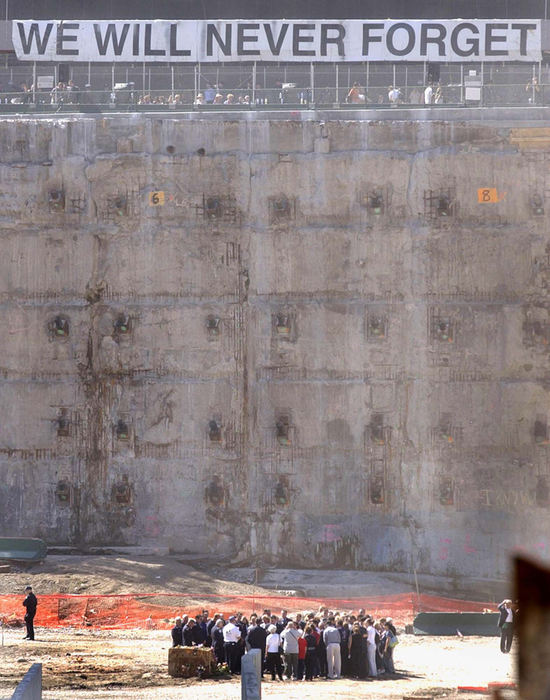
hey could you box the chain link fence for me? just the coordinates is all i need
[0,57,546,110]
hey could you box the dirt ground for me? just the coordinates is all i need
[0,554,278,597]
[0,555,516,698]
[0,627,516,699]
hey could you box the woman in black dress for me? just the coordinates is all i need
[348,623,363,678]
[359,619,369,678]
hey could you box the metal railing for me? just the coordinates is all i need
[0,83,548,112]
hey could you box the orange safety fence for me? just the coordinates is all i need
[0,591,497,630]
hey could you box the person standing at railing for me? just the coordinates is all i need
[346,82,366,104]
[526,76,541,104]
[204,83,216,104]
[424,83,433,105]
[388,85,402,105]
[50,81,66,105]
[66,80,80,105]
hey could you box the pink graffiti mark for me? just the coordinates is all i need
[535,541,546,551]
[323,524,342,544]
[464,535,477,554]
[439,537,451,560]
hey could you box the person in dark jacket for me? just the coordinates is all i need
[194,614,207,645]
[22,586,37,640]
[348,623,363,678]
[246,620,268,676]
[235,614,248,673]
[182,618,202,646]
[207,613,220,642]
[276,609,289,634]
[338,618,350,676]
[498,599,517,653]
[212,619,226,663]
[304,625,318,681]
[171,617,183,646]
[200,610,211,646]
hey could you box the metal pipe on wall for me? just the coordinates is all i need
[480,61,484,106]
[252,61,256,103]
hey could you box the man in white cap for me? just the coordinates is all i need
[223,615,242,673]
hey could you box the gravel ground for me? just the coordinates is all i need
[0,627,516,700]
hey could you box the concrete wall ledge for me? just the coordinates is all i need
[10,664,42,700]
[5,105,550,124]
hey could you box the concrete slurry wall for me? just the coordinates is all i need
[0,114,549,580]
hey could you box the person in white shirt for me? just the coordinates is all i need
[223,616,241,673]
[366,618,378,676]
[424,83,433,105]
[265,624,284,680]
[388,86,402,104]
[498,599,516,653]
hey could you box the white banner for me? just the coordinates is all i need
[12,19,541,63]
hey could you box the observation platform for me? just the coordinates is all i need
[3,103,550,124]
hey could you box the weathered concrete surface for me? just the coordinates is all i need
[10,664,42,700]
[0,114,549,582]
[241,649,261,700]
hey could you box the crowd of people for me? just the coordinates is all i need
[171,606,399,681]
[346,81,443,105]
[193,80,270,105]
[3,77,539,109]
[138,93,186,105]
